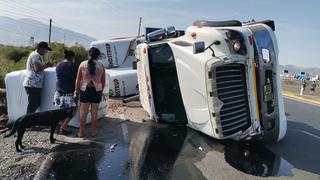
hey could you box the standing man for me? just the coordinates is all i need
[300,79,307,96]
[23,41,53,113]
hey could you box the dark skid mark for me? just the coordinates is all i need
[127,125,208,180]
[42,120,293,180]
[137,126,187,180]
[223,140,293,177]
[47,148,103,180]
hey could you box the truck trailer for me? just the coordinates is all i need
[90,37,144,97]
[136,20,287,143]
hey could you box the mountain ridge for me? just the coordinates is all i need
[280,64,320,76]
[0,16,96,48]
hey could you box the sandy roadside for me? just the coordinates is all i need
[0,99,149,179]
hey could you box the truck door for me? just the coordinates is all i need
[248,24,286,142]
[136,44,157,119]
[147,43,187,124]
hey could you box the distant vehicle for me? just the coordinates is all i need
[311,74,319,81]
[294,71,310,80]
[136,20,287,143]
[280,70,290,79]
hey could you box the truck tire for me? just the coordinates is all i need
[193,20,242,27]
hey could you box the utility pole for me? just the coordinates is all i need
[30,36,34,47]
[63,35,66,46]
[137,17,142,36]
[48,18,52,45]
[47,18,52,62]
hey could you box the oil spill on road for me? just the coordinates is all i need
[45,123,293,180]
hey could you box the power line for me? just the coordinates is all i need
[0,12,49,32]
[1,0,96,42]
[0,4,93,42]
[0,12,74,40]
[0,8,48,22]
[0,1,94,45]
[0,14,92,44]
[1,0,86,31]
[1,0,51,20]
[0,2,50,24]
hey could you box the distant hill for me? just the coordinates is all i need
[280,64,320,76]
[0,16,96,48]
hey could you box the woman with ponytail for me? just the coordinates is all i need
[75,47,105,137]
[53,49,77,134]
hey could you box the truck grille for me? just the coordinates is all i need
[215,64,251,136]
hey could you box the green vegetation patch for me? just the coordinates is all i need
[0,43,88,88]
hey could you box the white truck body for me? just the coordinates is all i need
[136,20,287,142]
[91,37,144,69]
[5,68,109,127]
[91,37,144,97]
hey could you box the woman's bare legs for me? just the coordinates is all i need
[77,103,89,137]
[91,103,99,136]
[61,118,71,131]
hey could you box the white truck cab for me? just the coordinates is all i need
[136,20,287,143]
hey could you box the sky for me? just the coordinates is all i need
[0,0,319,67]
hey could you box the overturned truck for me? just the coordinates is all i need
[136,20,287,143]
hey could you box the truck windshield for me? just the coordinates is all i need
[148,44,187,124]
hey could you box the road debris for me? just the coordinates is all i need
[110,143,118,152]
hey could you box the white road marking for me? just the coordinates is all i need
[283,96,320,107]
[301,130,320,140]
[291,129,320,140]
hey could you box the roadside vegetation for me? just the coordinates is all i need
[282,79,320,101]
[0,43,87,88]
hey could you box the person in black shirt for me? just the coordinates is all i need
[310,81,317,94]
[53,49,77,133]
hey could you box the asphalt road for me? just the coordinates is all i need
[44,98,320,180]
[267,97,320,177]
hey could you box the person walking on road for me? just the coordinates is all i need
[310,81,317,95]
[53,49,78,134]
[300,80,307,95]
[23,41,53,114]
[74,47,105,137]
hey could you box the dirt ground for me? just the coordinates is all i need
[0,99,149,180]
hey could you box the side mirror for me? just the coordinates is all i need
[147,28,166,42]
[193,41,205,54]
[166,26,176,37]
[146,26,178,42]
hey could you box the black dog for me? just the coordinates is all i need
[4,107,77,152]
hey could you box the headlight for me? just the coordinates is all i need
[222,29,247,55]
[232,40,241,52]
